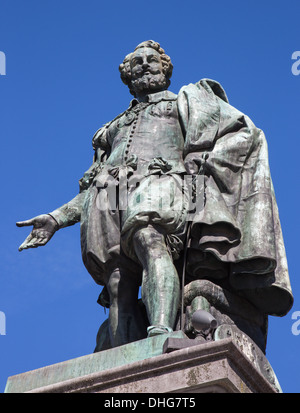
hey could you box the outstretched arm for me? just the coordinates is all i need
[16,214,59,251]
[16,125,109,252]
[16,190,86,251]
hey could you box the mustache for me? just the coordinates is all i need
[134,68,161,78]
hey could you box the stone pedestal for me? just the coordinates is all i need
[5,331,279,393]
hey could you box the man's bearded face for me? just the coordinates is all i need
[130,47,167,96]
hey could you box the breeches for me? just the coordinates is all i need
[80,173,189,285]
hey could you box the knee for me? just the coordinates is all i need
[133,225,165,250]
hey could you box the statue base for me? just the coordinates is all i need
[5,330,279,393]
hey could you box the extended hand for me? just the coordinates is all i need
[16,214,59,251]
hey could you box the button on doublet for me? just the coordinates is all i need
[124,105,145,162]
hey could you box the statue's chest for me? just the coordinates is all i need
[107,100,183,153]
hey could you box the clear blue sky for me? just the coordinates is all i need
[0,0,299,393]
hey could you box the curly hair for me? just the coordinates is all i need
[119,40,173,96]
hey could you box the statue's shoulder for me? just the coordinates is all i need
[92,123,110,150]
[92,105,131,150]
[179,78,229,103]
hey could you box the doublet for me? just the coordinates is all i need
[102,90,186,178]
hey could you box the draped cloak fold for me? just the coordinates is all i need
[178,79,293,317]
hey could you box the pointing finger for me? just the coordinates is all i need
[16,218,35,227]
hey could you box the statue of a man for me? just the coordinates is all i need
[17,40,293,352]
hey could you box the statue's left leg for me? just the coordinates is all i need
[132,225,180,336]
[106,267,147,347]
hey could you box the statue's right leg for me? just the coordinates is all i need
[132,225,180,336]
[106,267,147,347]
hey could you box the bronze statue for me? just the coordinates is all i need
[17,40,293,357]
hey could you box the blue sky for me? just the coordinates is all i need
[0,0,299,393]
